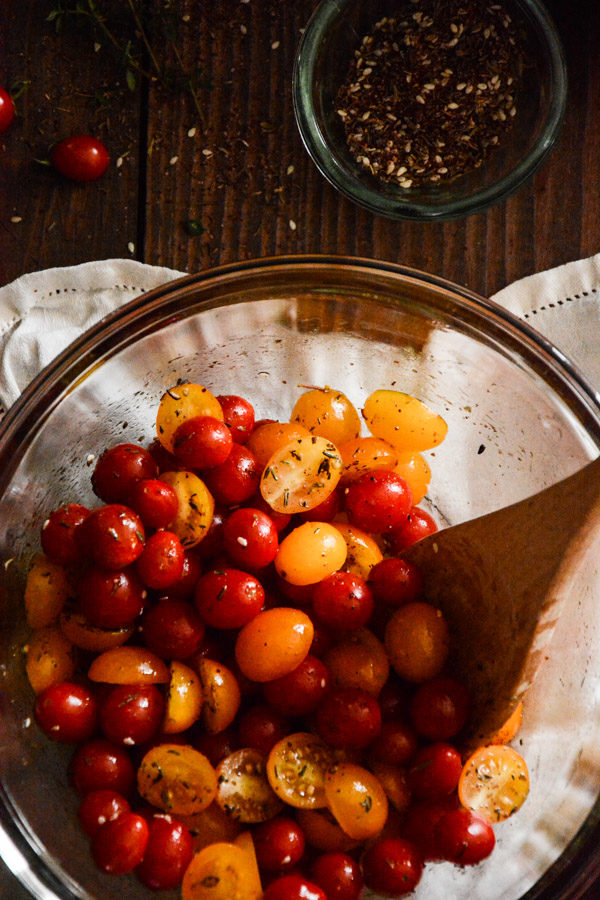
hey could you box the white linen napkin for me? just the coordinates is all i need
[1,253,600,414]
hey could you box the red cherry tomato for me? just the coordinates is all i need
[407,742,463,800]
[409,675,470,741]
[370,718,418,766]
[223,507,279,569]
[194,567,265,629]
[399,796,460,861]
[387,506,438,552]
[368,556,424,607]
[128,478,179,529]
[35,681,98,743]
[92,443,158,504]
[78,788,130,837]
[361,837,424,896]
[263,874,327,900]
[193,726,239,766]
[77,504,145,569]
[253,815,306,872]
[377,676,411,721]
[315,687,381,750]
[237,703,291,757]
[78,566,146,629]
[99,684,165,746]
[263,654,329,718]
[41,503,90,565]
[160,549,203,601]
[216,394,255,443]
[173,415,233,469]
[202,443,260,505]
[91,812,149,874]
[136,812,194,890]
[312,571,374,631]
[69,738,136,796]
[142,598,205,660]
[344,470,412,533]
[136,530,185,590]
[295,485,342,523]
[311,851,364,900]
[0,87,15,132]
[436,808,496,865]
[51,134,110,182]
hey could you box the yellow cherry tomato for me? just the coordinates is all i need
[159,470,214,547]
[324,627,390,696]
[25,625,75,694]
[215,748,283,823]
[233,831,262,895]
[339,436,398,482]
[324,762,388,840]
[275,521,347,586]
[178,802,242,852]
[458,745,530,823]
[266,732,338,809]
[87,645,170,684]
[156,383,223,453]
[138,744,217,815]
[333,522,383,580]
[196,658,241,734]
[235,608,314,682]
[59,609,134,652]
[181,841,262,900]
[260,435,343,514]
[291,387,361,446]
[163,661,204,734]
[24,554,71,628]
[246,421,310,468]
[363,389,448,452]
[384,601,450,683]
[394,451,431,504]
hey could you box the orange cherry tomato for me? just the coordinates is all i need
[275,522,347,586]
[290,387,361,446]
[159,470,215,547]
[215,748,283,823]
[324,762,388,840]
[181,841,262,900]
[178,801,242,852]
[24,554,71,628]
[363,389,448,452]
[266,732,338,809]
[156,383,223,453]
[458,745,530,823]
[260,435,343,515]
[163,661,204,734]
[324,627,390,696]
[339,436,397,482]
[59,609,134,652]
[295,808,361,853]
[384,601,450,683]
[393,451,431,504]
[247,422,310,468]
[138,744,217,815]
[196,658,241,734]
[25,626,75,694]
[233,831,262,894]
[333,522,383,580]
[87,646,170,684]
[370,761,411,814]
[235,608,314,682]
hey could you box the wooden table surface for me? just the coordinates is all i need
[1,0,598,300]
[1,1,600,899]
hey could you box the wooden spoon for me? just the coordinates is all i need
[401,454,600,746]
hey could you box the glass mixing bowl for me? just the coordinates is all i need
[1,256,600,899]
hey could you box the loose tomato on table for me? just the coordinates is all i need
[0,86,15,132]
[51,134,110,182]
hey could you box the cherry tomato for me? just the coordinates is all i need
[263,654,329,718]
[99,683,165,745]
[237,703,290,756]
[361,836,424,896]
[387,506,438,552]
[266,732,337,809]
[407,742,463,800]
[458,744,529,823]
[247,421,310,468]
[370,718,418,766]
[263,874,327,900]
[87,645,170,685]
[235,607,314,682]
[41,503,90,565]
[77,566,146,629]
[91,443,157,504]
[339,436,397,481]
[275,521,347,586]
[245,492,291,533]
[324,627,389,696]
[363,389,448,453]
[138,744,217,815]
[296,483,342,522]
[142,598,205,660]
[436,808,496,865]
[393,451,431,504]
[159,470,215,548]
[384,601,449,683]
[291,388,361,446]
[215,747,283,823]
[196,657,242,734]
[136,530,185,590]
[173,415,233,469]
[78,788,130,837]
[399,795,459,861]
[77,504,145,569]
[409,675,470,741]
[223,507,279,569]
[344,470,412,533]
[25,625,75,695]
[195,567,265,629]
[51,134,110,182]
[316,687,381,750]
[296,808,360,854]
[203,444,260,505]
[35,681,97,743]
[136,812,194,890]
[377,676,411,720]
[368,556,424,607]
[370,760,412,815]
[163,660,204,733]
[181,841,261,900]
[311,851,364,900]
[260,435,343,514]
[253,815,306,871]
[332,522,383,580]
[216,394,255,443]
[128,477,179,529]
[193,727,239,767]
[312,571,374,631]
[0,86,15,132]
[24,553,71,628]
[156,383,224,453]
[69,737,136,796]
[324,762,388,840]
[161,549,203,601]
[91,812,149,874]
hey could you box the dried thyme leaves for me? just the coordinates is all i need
[336,1,524,188]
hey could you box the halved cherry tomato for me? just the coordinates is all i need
[181,841,262,900]
[215,748,283,823]
[159,470,215,547]
[324,762,388,840]
[138,744,217,815]
[25,625,75,694]
[266,732,338,809]
[163,661,204,733]
[196,657,241,733]
[261,435,343,515]
[24,554,71,628]
[156,384,223,453]
[59,609,134,653]
[291,387,361,446]
[332,522,383,580]
[458,744,529,823]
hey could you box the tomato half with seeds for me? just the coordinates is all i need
[215,747,283,823]
[266,732,337,809]
[458,744,529,823]
[260,435,343,514]
[138,743,217,815]
[51,134,110,182]
[324,763,388,841]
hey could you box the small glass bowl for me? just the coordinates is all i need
[293,0,567,220]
